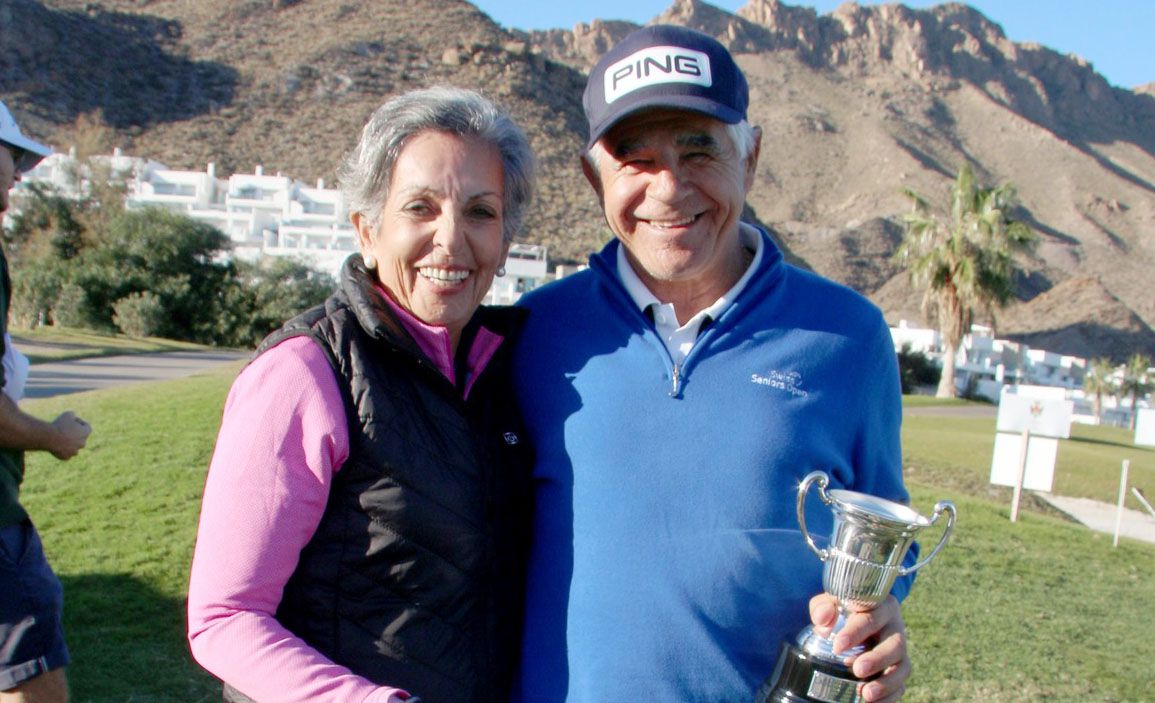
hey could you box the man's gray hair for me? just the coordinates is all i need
[585,119,758,172]
[726,120,758,163]
[338,87,535,243]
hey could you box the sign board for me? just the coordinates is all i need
[1012,384,1068,401]
[1136,407,1155,447]
[990,432,1058,492]
[996,395,1073,439]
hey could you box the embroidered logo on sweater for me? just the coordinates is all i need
[751,370,809,398]
[503,432,520,445]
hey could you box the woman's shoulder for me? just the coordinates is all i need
[234,336,341,407]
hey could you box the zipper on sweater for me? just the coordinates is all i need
[587,251,689,400]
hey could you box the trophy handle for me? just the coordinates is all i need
[797,471,832,561]
[899,500,956,576]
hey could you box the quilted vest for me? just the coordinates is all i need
[227,256,532,703]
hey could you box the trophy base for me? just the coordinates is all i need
[755,641,875,703]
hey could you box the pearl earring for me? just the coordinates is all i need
[496,266,506,277]
[363,252,377,270]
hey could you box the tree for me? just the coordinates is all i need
[895,164,1036,398]
[214,256,334,348]
[3,182,88,262]
[1083,358,1118,425]
[54,110,129,235]
[1121,353,1152,430]
[10,259,68,328]
[896,343,941,394]
[78,207,233,341]
[4,184,89,328]
[4,173,330,346]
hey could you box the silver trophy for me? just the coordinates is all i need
[758,471,956,703]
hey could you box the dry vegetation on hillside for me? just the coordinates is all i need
[4,0,1155,360]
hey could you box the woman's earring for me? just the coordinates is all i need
[496,266,506,277]
[363,252,377,270]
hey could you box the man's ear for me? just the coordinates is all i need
[744,126,762,191]
[581,153,605,205]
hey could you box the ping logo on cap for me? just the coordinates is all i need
[603,46,713,104]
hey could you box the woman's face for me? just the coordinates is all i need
[354,130,510,344]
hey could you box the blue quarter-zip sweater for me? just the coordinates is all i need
[512,229,915,702]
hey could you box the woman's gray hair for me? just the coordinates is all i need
[338,86,535,243]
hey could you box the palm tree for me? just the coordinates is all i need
[1121,353,1153,430]
[1082,358,1118,424]
[895,164,1036,398]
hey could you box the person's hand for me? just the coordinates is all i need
[809,593,910,703]
[49,411,91,460]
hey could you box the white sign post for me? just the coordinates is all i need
[1114,460,1131,548]
[1010,429,1029,523]
[991,394,1073,522]
[1132,487,1155,519]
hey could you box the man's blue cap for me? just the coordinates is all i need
[0,100,51,173]
[582,25,749,149]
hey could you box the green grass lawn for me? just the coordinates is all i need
[902,408,1155,506]
[900,401,1155,701]
[20,369,236,702]
[15,385,1155,701]
[900,485,1153,701]
[11,326,216,363]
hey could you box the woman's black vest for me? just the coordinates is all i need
[227,256,532,703]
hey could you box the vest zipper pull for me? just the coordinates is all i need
[669,363,682,398]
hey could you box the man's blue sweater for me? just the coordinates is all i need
[512,230,914,702]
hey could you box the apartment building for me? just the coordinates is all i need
[12,150,549,303]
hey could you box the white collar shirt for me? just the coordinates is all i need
[616,223,764,366]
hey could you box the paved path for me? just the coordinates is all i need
[1036,493,1155,545]
[22,350,248,399]
[904,404,997,418]
[902,404,1155,544]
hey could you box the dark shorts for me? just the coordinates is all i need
[0,520,70,691]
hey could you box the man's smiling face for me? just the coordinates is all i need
[585,109,757,301]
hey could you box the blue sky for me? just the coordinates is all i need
[472,1,1153,89]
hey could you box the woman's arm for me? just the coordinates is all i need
[187,336,408,703]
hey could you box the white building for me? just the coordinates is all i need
[10,150,553,301]
[485,243,548,305]
[889,319,1154,426]
[892,321,1085,398]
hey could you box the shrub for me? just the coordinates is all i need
[897,343,941,394]
[52,283,90,328]
[113,291,166,338]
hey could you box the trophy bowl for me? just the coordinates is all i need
[756,471,956,703]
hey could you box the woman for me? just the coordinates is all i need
[188,87,535,703]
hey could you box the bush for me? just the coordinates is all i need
[10,262,65,329]
[897,343,941,394]
[113,291,166,338]
[5,188,332,346]
[213,256,334,348]
[52,283,90,328]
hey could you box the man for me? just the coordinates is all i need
[512,26,915,702]
[0,100,91,703]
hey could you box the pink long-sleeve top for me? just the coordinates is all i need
[188,290,503,703]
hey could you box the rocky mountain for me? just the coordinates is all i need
[1,0,607,263]
[3,0,1155,361]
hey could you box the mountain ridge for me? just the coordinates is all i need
[3,0,1154,361]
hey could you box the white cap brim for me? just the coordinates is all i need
[0,101,52,172]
